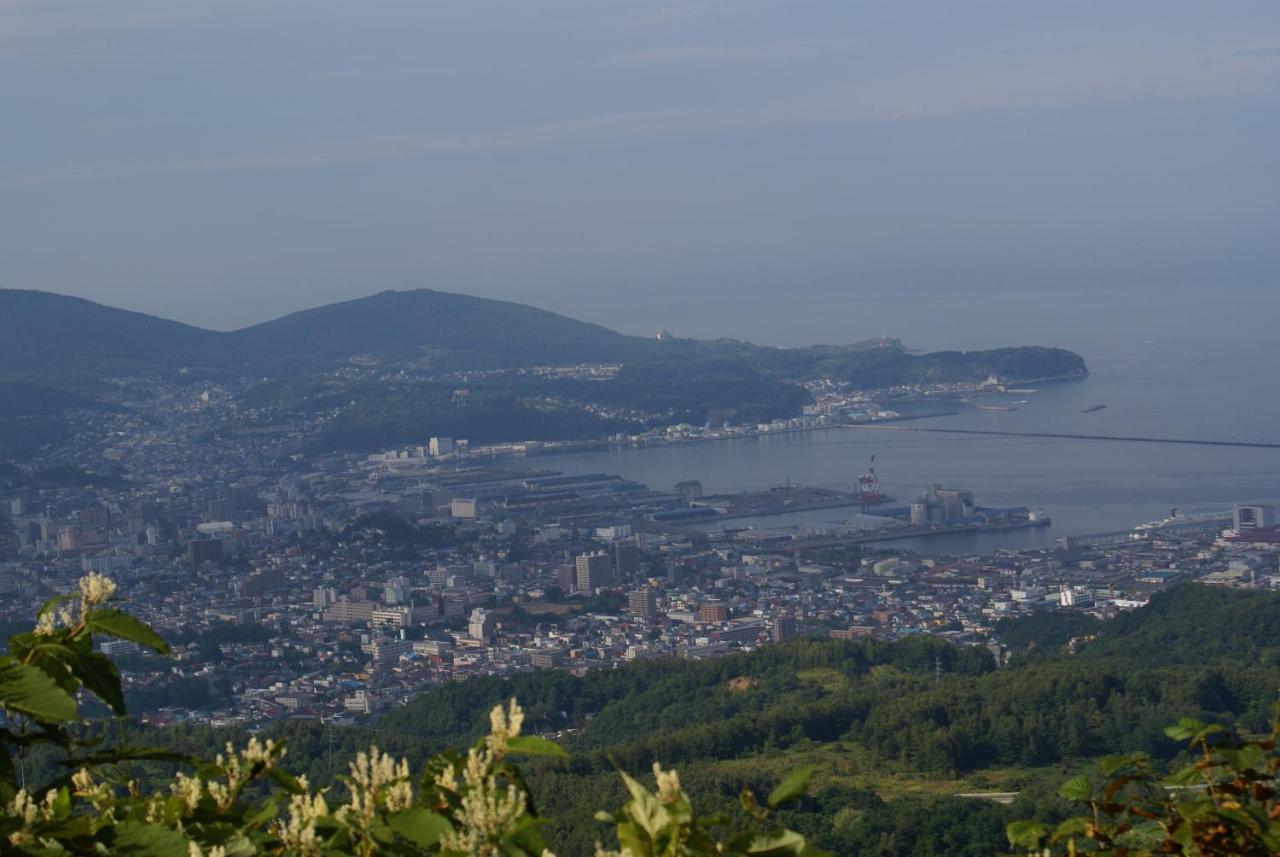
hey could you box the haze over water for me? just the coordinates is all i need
[546,282,1280,551]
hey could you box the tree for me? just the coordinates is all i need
[1009,712,1280,856]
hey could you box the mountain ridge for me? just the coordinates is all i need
[0,287,674,376]
[0,287,1087,383]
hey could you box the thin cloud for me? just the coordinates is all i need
[7,109,699,186]
[8,38,1270,188]
[612,39,852,65]
[290,65,479,81]
[1234,47,1280,58]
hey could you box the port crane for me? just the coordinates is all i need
[857,455,882,505]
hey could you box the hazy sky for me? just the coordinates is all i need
[2,1,1278,342]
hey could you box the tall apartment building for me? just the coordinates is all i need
[614,539,641,580]
[468,607,497,643]
[627,588,658,621]
[699,602,728,624]
[575,550,612,594]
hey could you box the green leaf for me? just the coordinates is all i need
[1099,753,1144,776]
[747,829,808,856]
[1164,718,1207,741]
[617,769,666,838]
[767,765,817,809]
[505,735,569,758]
[387,808,453,847]
[0,657,78,722]
[1057,775,1091,801]
[1006,820,1047,849]
[503,814,551,856]
[71,650,127,715]
[63,746,193,768]
[1052,817,1091,841]
[85,608,169,654]
[110,821,191,856]
[1164,764,1204,787]
[268,767,306,794]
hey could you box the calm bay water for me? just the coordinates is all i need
[543,284,1280,552]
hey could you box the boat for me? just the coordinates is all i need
[1080,404,1107,413]
[976,404,1016,412]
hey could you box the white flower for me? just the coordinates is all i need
[342,746,412,821]
[7,789,39,826]
[652,763,682,805]
[34,610,58,636]
[438,702,538,856]
[440,779,528,856]
[78,572,117,607]
[487,699,524,757]
[33,602,77,636]
[241,736,283,768]
[274,779,330,857]
[71,768,112,809]
[70,769,95,796]
[172,772,203,811]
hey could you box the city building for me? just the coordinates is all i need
[614,539,641,580]
[468,607,497,643]
[627,588,658,621]
[1234,504,1276,532]
[575,551,612,594]
[699,602,728,623]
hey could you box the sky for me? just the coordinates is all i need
[2,0,1279,344]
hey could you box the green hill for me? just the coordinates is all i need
[0,289,222,376]
[0,287,673,377]
[228,288,672,370]
[0,288,1086,384]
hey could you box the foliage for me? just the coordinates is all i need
[1008,711,1280,856]
[0,580,822,856]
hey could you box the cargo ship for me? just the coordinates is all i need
[1080,404,1107,413]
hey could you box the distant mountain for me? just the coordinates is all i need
[0,287,1086,384]
[229,289,670,370]
[0,288,672,377]
[0,289,223,376]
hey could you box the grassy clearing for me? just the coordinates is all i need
[795,667,847,690]
[699,741,1087,801]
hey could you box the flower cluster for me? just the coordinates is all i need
[436,700,533,857]
[5,789,60,846]
[273,776,330,856]
[33,601,77,636]
[225,737,283,809]
[653,762,682,805]
[79,571,117,607]
[32,572,117,636]
[339,746,413,823]
[70,768,111,810]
